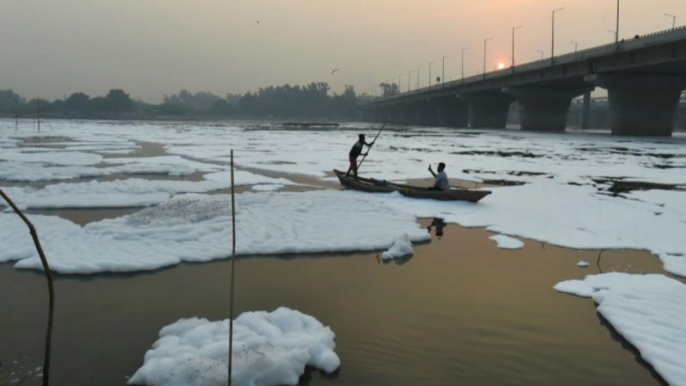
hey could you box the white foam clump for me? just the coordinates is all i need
[489,234,524,250]
[381,234,414,260]
[0,171,295,209]
[0,190,430,274]
[554,273,686,386]
[377,183,686,277]
[0,150,103,166]
[577,261,590,268]
[128,307,340,386]
[103,156,223,175]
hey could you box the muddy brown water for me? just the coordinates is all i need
[0,138,680,385]
[0,218,678,386]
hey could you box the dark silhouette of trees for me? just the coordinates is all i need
[379,83,399,98]
[65,92,90,112]
[161,90,222,115]
[0,89,25,111]
[2,83,361,119]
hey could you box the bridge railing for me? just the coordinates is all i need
[367,25,686,105]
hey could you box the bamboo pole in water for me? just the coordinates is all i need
[0,189,55,386]
[228,150,237,386]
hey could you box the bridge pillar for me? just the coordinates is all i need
[396,103,415,125]
[586,74,686,136]
[463,93,513,129]
[504,85,593,132]
[386,105,400,124]
[436,97,469,128]
[413,101,438,126]
[581,91,591,130]
[382,106,395,124]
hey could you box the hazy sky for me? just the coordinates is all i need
[1,0,685,102]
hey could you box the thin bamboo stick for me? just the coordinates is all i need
[0,189,55,386]
[228,150,237,386]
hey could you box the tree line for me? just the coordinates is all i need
[0,82,361,120]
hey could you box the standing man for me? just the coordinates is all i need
[347,134,375,177]
[428,162,450,191]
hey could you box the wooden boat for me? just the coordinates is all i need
[334,169,492,203]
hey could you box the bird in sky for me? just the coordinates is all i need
[331,69,340,75]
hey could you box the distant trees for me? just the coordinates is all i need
[161,90,223,115]
[65,92,90,112]
[0,89,25,111]
[2,83,361,119]
[379,83,399,98]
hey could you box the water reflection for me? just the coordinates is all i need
[427,217,446,238]
[0,189,54,386]
[596,313,668,386]
[298,367,341,385]
[376,253,413,266]
[597,250,605,273]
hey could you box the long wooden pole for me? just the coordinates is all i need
[356,124,386,172]
[0,189,55,386]
[228,150,237,386]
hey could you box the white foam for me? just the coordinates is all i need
[2,120,685,276]
[0,171,296,209]
[381,234,414,260]
[103,156,223,176]
[376,183,686,277]
[0,150,102,166]
[251,184,284,192]
[554,273,686,386]
[489,234,525,250]
[0,191,430,274]
[129,307,340,386]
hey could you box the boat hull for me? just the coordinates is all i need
[334,170,491,203]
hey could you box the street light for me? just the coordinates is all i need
[666,13,677,30]
[408,70,413,92]
[399,74,403,94]
[552,7,565,59]
[442,55,450,85]
[430,61,436,88]
[615,0,619,44]
[608,29,617,42]
[570,41,578,53]
[417,66,422,90]
[483,37,493,78]
[537,49,545,60]
[461,47,469,82]
[512,25,523,67]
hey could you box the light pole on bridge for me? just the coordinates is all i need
[417,66,422,90]
[442,55,449,86]
[552,7,565,60]
[461,47,469,82]
[537,49,545,60]
[615,0,619,44]
[408,70,413,92]
[570,41,578,53]
[665,13,677,30]
[511,25,523,68]
[428,61,433,89]
[483,37,493,79]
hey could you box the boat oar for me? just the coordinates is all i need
[356,124,385,172]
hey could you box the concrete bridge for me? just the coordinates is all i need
[361,27,686,136]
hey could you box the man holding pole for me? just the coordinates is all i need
[347,134,375,177]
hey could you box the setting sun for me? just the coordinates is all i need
[497,62,506,70]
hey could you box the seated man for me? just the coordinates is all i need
[428,162,450,191]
